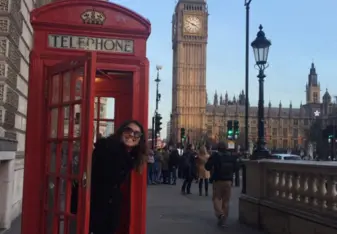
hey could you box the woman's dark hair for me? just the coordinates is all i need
[111,120,148,173]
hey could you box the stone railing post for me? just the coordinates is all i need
[239,160,266,229]
[0,137,18,230]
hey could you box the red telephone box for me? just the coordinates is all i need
[21,1,151,234]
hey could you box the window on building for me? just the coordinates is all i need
[313,92,318,103]
[293,129,298,138]
[304,119,308,125]
[293,119,298,125]
[283,140,288,148]
[283,128,288,137]
[272,128,277,136]
[272,139,277,148]
[293,140,298,148]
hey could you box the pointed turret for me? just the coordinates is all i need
[306,62,321,104]
[323,88,331,103]
[219,94,223,105]
[213,91,218,106]
[267,101,271,117]
[289,101,292,117]
[225,91,228,105]
[278,101,282,116]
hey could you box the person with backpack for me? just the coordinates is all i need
[181,144,197,194]
[205,141,240,227]
[168,145,180,185]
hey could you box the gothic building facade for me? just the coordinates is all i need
[205,63,335,149]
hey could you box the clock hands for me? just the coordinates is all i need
[187,20,197,27]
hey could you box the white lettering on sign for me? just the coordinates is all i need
[48,34,134,53]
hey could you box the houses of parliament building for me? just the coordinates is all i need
[169,0,335,149]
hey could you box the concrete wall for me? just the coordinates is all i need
[10,158,24,223]
[0,138,18,230]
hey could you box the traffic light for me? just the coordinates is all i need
[155,113,162,134]
[180,128,186,142]
[234,120,239,139]
[227,120,233,139]
[323,125,335,139]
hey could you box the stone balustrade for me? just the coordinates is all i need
[239,159,337,234]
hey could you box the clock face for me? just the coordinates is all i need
[184,15,202,34]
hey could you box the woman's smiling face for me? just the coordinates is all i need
[121,122,142,148]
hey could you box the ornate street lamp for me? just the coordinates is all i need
[251,25,271,160]
[152,65,162,149]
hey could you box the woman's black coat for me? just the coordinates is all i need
[89,136,135,234]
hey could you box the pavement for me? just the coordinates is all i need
[146,180,262,234]
[1,180,262,234]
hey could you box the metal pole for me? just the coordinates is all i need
[154,67,161,149]
[333,119,336,160]
[242,0,251,194]
[244,0,251,154]
[257,69,266,151]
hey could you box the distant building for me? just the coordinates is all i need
[204,63,334,150]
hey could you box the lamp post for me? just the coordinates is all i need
[244,0,252,155]
[251,25,271,160]
[155,65,162,113]
[154,65,162,149]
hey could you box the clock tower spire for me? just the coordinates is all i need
[171,0,208,144]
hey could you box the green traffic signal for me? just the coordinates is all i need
[180,127,186,141]
[234,120,239,135]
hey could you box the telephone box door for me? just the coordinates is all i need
[43,52,96,234]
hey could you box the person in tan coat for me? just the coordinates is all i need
[196,146,210,196]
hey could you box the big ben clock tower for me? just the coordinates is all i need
[171,0,208,144]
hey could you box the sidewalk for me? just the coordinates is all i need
[146,181,261,234]
[0,216,21,234]
[1,181,260,234]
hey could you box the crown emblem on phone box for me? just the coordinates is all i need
[81,9,106,25]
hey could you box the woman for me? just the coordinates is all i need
[89,120,147,234]
[196,145,210,196]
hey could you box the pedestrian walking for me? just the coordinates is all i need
[169,145,180,185]
[147,150,155,185]
[161,147,170,184]
[181,144,197,194]
[205,141,240,227]
[154,150,163,183]
[196,146,210,196]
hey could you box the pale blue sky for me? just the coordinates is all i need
[109,0,337,138]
